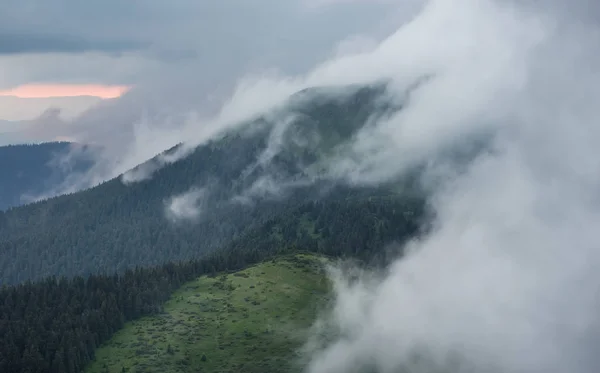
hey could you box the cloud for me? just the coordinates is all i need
[165,187,208,222]
[0,84,130,99]
[0,1,403,87]
[0,96,102,121]
[121,0,530,187]
[290,0,600,372]
[0,33,147,55]
[0,52,158,90]
[0,0,420,198]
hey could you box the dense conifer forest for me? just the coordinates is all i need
[0,195,425,373]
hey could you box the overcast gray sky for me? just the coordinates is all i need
[0,0,425,144]
[0,0,396,86]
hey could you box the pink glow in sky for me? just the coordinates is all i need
[0,84,131,99]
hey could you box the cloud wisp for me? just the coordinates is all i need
[165,186,208,222]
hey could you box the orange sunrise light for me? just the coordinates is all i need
[0,84,131,99]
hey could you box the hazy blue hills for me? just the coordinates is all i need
[0,142,94,211]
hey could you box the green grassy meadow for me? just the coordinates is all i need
[85,254,331,373]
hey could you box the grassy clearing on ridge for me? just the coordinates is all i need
[85,254,331,373]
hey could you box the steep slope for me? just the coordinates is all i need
[0,82,422,285]
[85,254,329,373]
[0,142,93,210]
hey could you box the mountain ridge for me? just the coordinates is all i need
[0,82,424,285]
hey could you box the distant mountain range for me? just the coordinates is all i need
[0,120,27,145]
[0,142,94,211]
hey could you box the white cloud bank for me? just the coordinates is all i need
[298,0,600,372]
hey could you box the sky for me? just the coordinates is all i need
[0,0,425,188]
[0,84,129,99]
[0,0,417,126]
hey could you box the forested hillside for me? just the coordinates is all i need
[0,83,429,285]
[0,142,93,210]
[0,198,421,373]
[0,185,425,372]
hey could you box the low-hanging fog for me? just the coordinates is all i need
[299,1,600,373]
